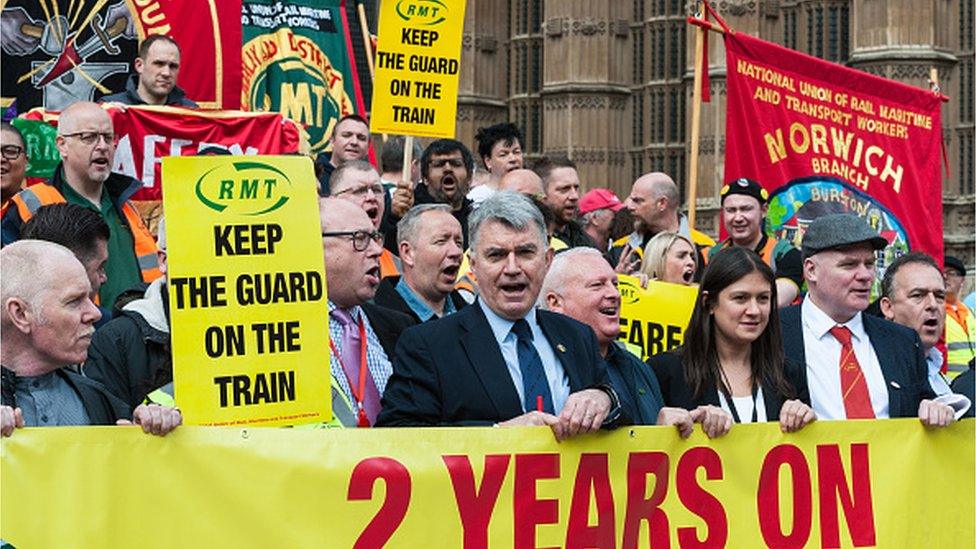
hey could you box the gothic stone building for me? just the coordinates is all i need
[445,0,973,273]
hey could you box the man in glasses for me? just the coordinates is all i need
[329,159,401,279]
[2,102,161,311]
[319,198,415,427]
[1,122,28,217]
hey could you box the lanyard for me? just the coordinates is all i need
[718,370,759,424]
[329,317,370,427]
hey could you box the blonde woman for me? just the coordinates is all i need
[641,231,697,285]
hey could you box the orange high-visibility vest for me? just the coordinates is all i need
[10,184,162,282]
[379,248,401,279]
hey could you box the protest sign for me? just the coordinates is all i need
[162,155,330,426]
[2,421,972,547]
[370,0,466,137]
[241,0,368,155]
[723,32,945,267]
[616,275,697,361]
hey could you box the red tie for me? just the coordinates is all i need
[829,326,875,419]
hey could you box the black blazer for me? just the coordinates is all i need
[372,276,468,324]
[376,303,613,426]
[361,302,417,359]
[779,305,934,418]
[648,349,809,421]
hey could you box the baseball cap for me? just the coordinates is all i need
[579,188,624,215]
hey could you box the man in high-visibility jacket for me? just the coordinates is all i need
[1,102,160,310]
[944,256,975,376]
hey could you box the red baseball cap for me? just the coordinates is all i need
[579,188,624,215]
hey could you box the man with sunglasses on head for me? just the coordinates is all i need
[329,159,402,279]
[319,198,415,427]
[1,102,161,311]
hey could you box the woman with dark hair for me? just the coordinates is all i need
[648,247,815,437]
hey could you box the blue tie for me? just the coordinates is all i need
[511,319,554,414]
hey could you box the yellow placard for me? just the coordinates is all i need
[1,421,973,547]
[369,0,467,138]
[161,155,330,426]
[617,275,698,361]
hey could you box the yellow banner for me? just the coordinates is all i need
[369,0,467,138]
[1,421,972,547]
[161,155,330,426]
[617,276,698,361]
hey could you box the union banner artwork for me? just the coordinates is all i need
[616,276,698,361]
[1,421,973,547]
[241,0,367,154]
[723,32,945,272]
[162,155,330,427]
[0,0,242,112]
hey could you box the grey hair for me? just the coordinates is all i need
[640,231,695,280]
[397,203,453,245]
[538,247,607,307]
[468,191,548,253]
[1,240,77,317]
[328,159,377,194]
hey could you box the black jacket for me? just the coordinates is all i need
[554,220,597,250]
[780,305,935,418]
[360,301,418,359]
[1,163,143,246]
[377,303,621,427]
[100,74,198,107]
[372,276,467,324]
[1,367,132,424]
[648,348,809,421]
[84,280,172,411]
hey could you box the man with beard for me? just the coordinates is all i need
[879,252,970,414]
[374,205,467,323]
[329,160,402,278]
[467,123,524,208]
[1,102,161,310]
[534,156,595,249]
[320,198,415,427]
[386,139,474,249]
[608,172,713,275]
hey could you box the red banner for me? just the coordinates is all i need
[723,32,944,265]
[108,106,302,200]
[130,0,243,110]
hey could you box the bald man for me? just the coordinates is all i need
[499,168,544,197]
[2,102,161,310]
[609,172,713,275]
[1,240,180,437]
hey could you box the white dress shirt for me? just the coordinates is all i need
[478,300,571,414]
[801,298,890,419]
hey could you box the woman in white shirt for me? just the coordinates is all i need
[647,247,816,437]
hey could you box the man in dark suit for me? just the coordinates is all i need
[373,204,467,323]
[320,198,415,428]
[780,214,955,426]
[377,191,621,439]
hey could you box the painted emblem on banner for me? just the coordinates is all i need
[766,176,910,297]
[242,29,354,152]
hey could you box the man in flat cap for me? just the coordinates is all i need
[780,214,958,426]
[707,178,803,307]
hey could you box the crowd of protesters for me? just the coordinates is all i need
[2,35,974,440]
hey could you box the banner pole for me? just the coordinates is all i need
[686,21,706,232]
[356,0,376,79]
[401,135,414,188]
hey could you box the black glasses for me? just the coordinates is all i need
[61,131,115,146]
[429,158,465,168]
[1,145,24,160]
[322,230,383,251]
